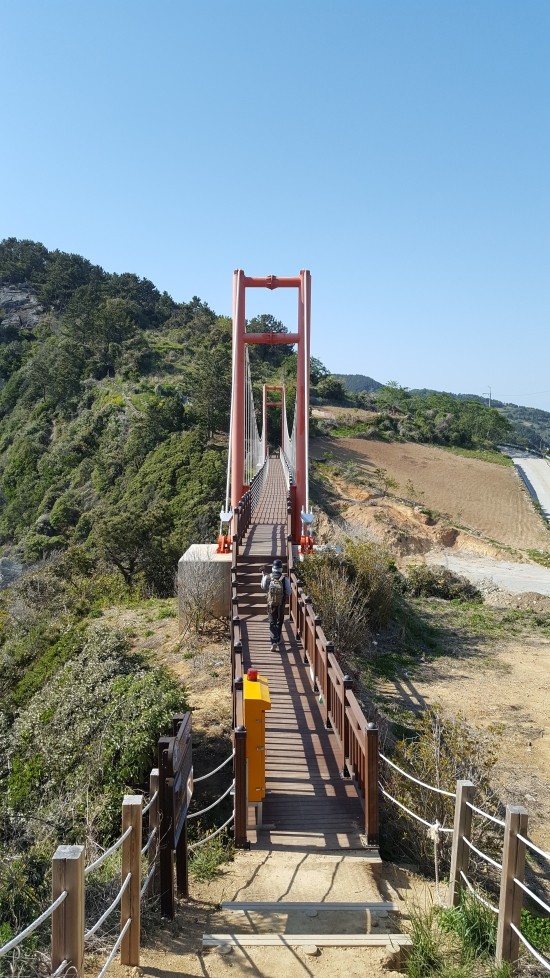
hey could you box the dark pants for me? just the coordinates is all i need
[268,607,284,643]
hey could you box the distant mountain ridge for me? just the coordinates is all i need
[336,374,550,452]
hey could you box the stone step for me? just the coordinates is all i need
[221,900,399,913]
[203,933,412,948]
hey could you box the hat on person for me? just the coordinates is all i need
[272,559,283,574]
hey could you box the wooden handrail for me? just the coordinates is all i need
[288,571,380,844]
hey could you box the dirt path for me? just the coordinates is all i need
[100,850,428,978]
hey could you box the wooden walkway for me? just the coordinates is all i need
[237,460,365,851]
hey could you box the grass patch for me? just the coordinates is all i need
[528,549,550,569]
[441,446,513,466]
[189,832,234,881]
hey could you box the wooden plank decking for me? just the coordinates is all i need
[237,461,366,851]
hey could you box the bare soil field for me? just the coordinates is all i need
[312,435,550,553]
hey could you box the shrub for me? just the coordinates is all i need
[405,565,482,603]
[381,708,501,877]
[299,552,369,656]
[344,538,396,627]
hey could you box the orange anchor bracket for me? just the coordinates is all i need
[300,534,315,554]
[216,533,232,554]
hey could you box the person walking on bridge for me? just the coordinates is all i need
[261,558,291,652]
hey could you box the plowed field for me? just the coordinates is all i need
[313,437,550,552]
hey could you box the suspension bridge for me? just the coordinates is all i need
[218,269,378,850]
[2,270,548,977]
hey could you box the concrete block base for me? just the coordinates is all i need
[178,544,232,633]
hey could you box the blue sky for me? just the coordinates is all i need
[3,1,549,410]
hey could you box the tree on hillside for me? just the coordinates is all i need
[187,345,231,438]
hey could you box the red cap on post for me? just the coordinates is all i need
[247,669,258,682]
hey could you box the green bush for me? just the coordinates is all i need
[405,565,482,603]
[344,539,396,627]
[299,551,369,655]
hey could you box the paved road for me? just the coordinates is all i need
[427,551,550,595]
[510,454,550,522]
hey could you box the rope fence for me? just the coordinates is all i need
[189,812,235,852]
[379,757,550,972]
[85,873,131,940]
[379,752,456,797]
[0,890,68,958]
[193,750,234,783]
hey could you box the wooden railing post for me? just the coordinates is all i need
[364,723,379,846]
[448,780,475,906]
[121,795,142,967]
[324,641,334,728]
[52,845,85,977]
[148,769,160,897]
[496,805,528,965]
[234,723,249,848]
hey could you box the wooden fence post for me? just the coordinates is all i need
[51,845,85,978]
[364,723,379,846]
[448,780,475,906]
[121,795,142,967]
[496,805,528,965]
[234,724,249,848]
[148,769,160,897]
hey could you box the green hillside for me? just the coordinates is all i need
[0,238,303,939]
[337,374,550,452]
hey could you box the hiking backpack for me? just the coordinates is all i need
[267,575,284,612]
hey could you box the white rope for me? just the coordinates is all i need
[511,923,550,971]
[85,825,132,876]
[0,890,68,957]
[85,873,131,939]
[379,753,456,797]
[517,833,550,861]
[459,871,499,913]
[142,789,158,816]
[188,781,234,820]
[96,918,132,978]
[513,877,550,915]
[189,812,234,851]
[141,826,158,856]
[465,801,505,827]
[378,782,453,832]
[462,836,503,871]
[140,862,157,899]
[51,959,69,977]
[194,750,234,783]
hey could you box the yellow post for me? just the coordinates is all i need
[243,671,271,803]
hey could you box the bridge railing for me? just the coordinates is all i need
[286,534,380,846]
[230,565,248,848]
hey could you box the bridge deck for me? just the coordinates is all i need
[239,461,365,851]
